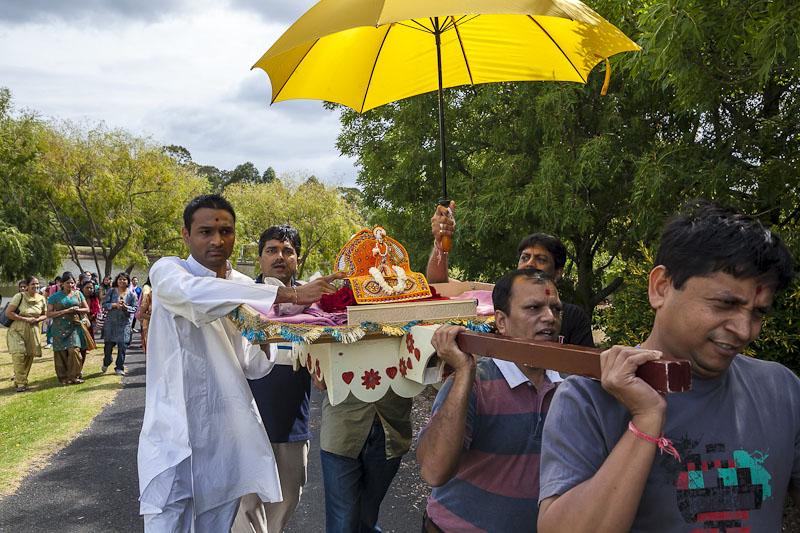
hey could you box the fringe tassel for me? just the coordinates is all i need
[601,58,611,96]
[329,326,366,344]
[379,324,408,337]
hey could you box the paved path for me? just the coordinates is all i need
[0,341,146,532]
[0,337,433,532]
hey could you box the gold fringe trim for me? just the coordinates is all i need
[228,305,494,345]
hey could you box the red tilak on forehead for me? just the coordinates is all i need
[756,285,763,296]
[545,288,551,296]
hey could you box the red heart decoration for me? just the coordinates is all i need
[306,354,312,369]
[414,348,421,361]
[406,357,413,369]
[385,367,397,379]
[342,371,354,384]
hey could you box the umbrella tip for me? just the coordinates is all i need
[600,58,611,96]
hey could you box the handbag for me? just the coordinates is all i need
[0,294,22,328]
[79,319,97,351]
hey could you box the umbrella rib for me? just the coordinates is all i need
[396,21,434,34]
[453,17,474,85]
[408,18,434,33]
[454,15,481,28]
[271,39,320,104]
[360,24,393,113]
[526,15,586,83]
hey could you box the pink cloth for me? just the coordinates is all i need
[249,302,348,326]
[458,290,495,316]
[248,289,494,326]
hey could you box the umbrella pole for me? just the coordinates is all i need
[434,17,448,202]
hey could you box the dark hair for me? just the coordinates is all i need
[656,200,795,291]
[258,225,302,257]
[492,268,555,315]
[81,280,95,291]
[113,272,131,288]
[183,194,236,232]
[60,271,75,283]
[517,233,567,270]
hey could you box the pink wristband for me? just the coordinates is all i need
[627,421,681,462]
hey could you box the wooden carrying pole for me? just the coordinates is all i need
[455,331,691,394]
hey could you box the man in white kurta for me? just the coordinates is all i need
[138,255,283,530]
[137,194,340,532]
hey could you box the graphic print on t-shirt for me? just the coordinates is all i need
[661,438,773,533]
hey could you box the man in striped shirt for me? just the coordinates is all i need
[417,268,563,532]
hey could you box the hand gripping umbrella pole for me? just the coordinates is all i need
[455,331,692,394]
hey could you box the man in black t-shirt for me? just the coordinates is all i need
[233,225,311,533]
[426,203,594,347]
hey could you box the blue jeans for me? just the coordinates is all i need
[321,420,402,533]
[103,341,127,371]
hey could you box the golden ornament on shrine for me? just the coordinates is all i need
[335,226,432,304]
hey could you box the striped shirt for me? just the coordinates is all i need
[423,358,557,532]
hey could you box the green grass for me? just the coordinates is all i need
[0,328,122,497]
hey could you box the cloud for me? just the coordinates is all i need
[0,0,187,25]
[228,0,316,24]
[149,79,356,184]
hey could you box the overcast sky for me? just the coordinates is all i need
[0,0,359,185]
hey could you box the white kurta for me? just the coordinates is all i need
[138,255,283,516]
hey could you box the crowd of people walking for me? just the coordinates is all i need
[3,269,151,392]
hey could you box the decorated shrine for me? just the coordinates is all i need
[229,226,495,405]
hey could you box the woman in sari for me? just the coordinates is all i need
[46,271,90,385]
[102,272,138,376]
[6,276,48,392]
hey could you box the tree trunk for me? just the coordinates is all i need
[573,238,595,317]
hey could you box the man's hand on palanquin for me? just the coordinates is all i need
[431,325,475,374]
[273,272,346,306]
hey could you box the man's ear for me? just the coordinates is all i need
[181,226,191,246]
[648,265,671,310]
[495,309,508,336]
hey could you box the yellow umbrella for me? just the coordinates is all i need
[253,0,639,198]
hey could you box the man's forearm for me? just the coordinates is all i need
[538,413,664,533]
[274,285,295,304]
[417,368,474,486]
[425,246,449,283]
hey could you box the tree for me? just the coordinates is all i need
[0,88,63,281]
[163,144,193,166]
[225,162,262,188]
[262,166,276,183]
[38,122,207,277]
[225,176,365,278]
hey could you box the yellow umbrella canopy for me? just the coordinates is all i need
[253,0,639,113]
[253,0,639,199]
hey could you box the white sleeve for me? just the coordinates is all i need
[149,257,279,327]
[239,341,278,380]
